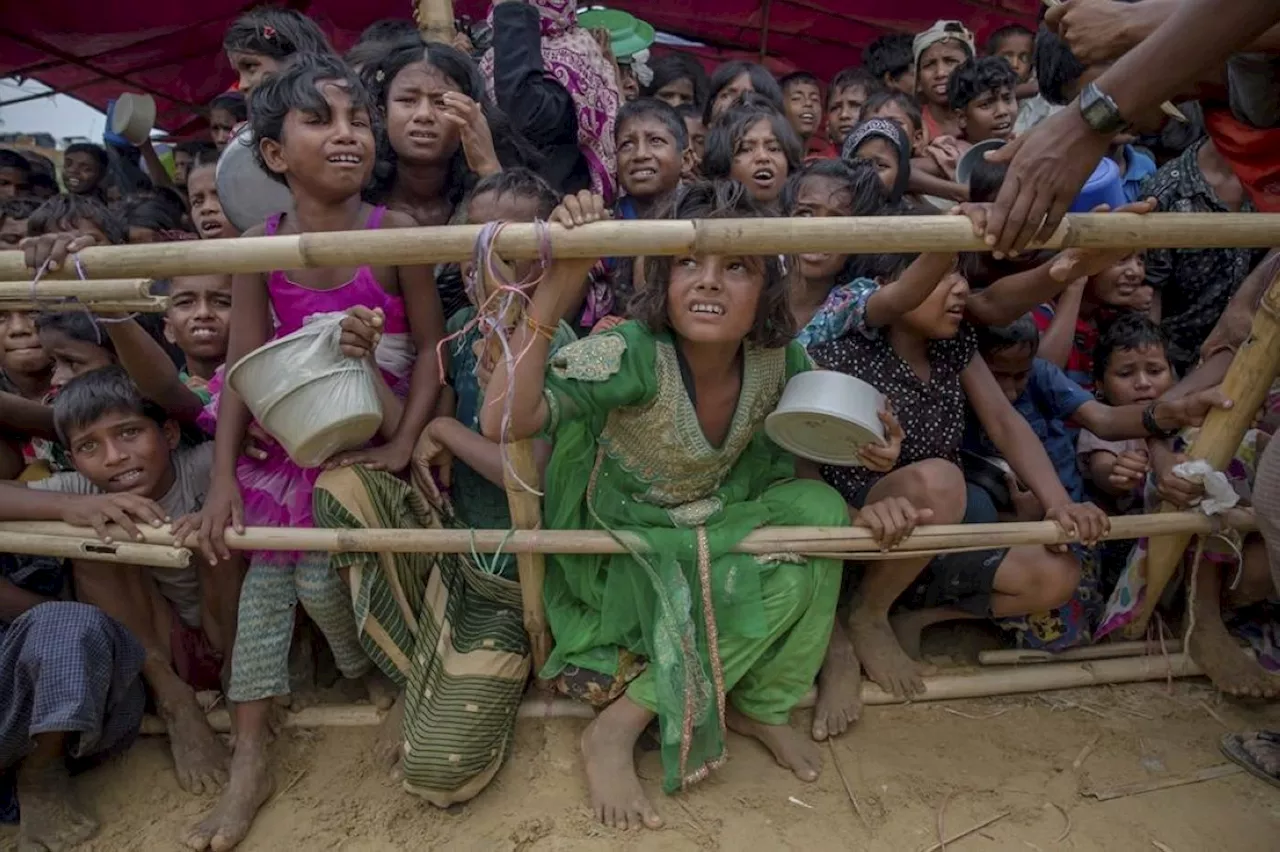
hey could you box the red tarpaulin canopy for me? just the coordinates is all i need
[0,1,1038,137]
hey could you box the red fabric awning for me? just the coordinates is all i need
[0,1,1038,137]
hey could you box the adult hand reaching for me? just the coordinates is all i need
[983,108,1112,256]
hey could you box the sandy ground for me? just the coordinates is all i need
[4,672,1280,852]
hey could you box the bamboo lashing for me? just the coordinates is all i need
[0,529,189,568]
[3,213,1279,281]
[414,0,456,43]
[1135,262,1280,632]
[138,651,1206,734]
[480,253,553,675]
[0,510,1253,558]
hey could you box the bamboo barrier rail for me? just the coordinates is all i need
[2,510,1252,559]
[2,213,1278,280]
[0,529,188,568]
[0,299,167,312]
[0,278,154,299]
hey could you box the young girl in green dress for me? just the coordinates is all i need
[483,181,851,830]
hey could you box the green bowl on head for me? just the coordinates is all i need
[577,8,655,60]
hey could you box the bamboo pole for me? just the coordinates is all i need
[0,299,167,313]
[2,214,1278,281]
[138,652,1206,735]
[414,0,456,43]
[481,256,552,675]
[1136,263,1280,631]
[0,530,189,568]
[978,639,1183,666]
[0,278,154,299]
[0,510,1253,557]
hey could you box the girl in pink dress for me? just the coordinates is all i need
[180,53,445,852]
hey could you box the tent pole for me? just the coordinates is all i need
[759,0,773,60]
[415,0,456,43]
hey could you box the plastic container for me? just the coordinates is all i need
[110,94,157,146]
[226,314,383,468]
[577,8,655,59]
[956,138,1005,186]
[216,125,295,232]
[1070,157,1128,212]
[765,371,886,466]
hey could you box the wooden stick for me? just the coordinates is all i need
[3,214,1277,280]
[0,511,1254,557]
[978,640,1182,666]
[0,299,167,313]
[1082,764,1243,801]
[920,811,1011,852]
[0,530,189,568]
[0,278,154,299]
[1137,263,1280,630]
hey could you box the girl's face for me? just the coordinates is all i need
[187,164,237,239]
[227,50,282,95]
[210,107,239,151]
[995,33,1034,82]
[1101,344,1174,405]
[619,65,641,102]
[261,80,376,199]
[385,61,464,166]
[0,311,50,377]
[37,328,114,389]
[710,72,754,123]
[62,151,102,195]
[1088,253,1151,311]
[855,138,899,195]
[866,103,923,155]
[128,226,162,244]
[463,190,544,285]
[917,40,970,107]
[901,266,969,339]
[730,119,788,203]
[792,175,853,282]
[654,76,695,108]
[667,254,765,345]
[165,275,233,363]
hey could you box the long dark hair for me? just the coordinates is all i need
[223,7,333,60]
[701,106,803,185]
[361,36,541,207]
[642,53,710,108]
[704,61,785,125]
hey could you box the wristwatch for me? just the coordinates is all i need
[1143,402,1177,439]
[1079,82,1130,135]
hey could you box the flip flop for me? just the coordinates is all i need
[1220,731,1280,789]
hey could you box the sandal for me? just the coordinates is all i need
[1220,731,1280,789]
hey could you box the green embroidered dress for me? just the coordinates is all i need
[540,321,847,792]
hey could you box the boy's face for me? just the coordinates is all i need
[917,41,969,107]
[960,86,1017,142]
[1101,344,1174,405]
[683,116,707,164]
[464,190,543,284]
[173,150,193,188]
[165,275,233,364]
[984,343,1035,404]
[783,79,823,139]
[0,216,27,250]
[617,115,683,200]
[887,68,917,98]
[210,107,239,151]
[866,103,923,155]
[826,83,869,147]
[66,409,179,499]
[37,328,115,390]
[1088,253,1152,311]
[187,165,237,239]
[994,33,1034,82]
[62,151,102,195]
[0,311,50,377]
[0,167,30,200]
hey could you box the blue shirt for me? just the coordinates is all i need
[964,359,1093,500]
[1119,144,1158,203]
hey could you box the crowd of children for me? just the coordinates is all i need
[0,1,1277,848]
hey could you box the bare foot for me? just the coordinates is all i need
[581,698,662,830]
[726,706,822,782]
[183,735,274,851]
[363,669,398,711]
[849,611,925,698]
[1188,616,1280,698]
[165,692,231,795]
[889,609,937,661]
[16,761,98,851]
[812,619,861,741]
[376,695,406,781]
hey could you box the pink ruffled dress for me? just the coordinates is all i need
[200,207,414,561]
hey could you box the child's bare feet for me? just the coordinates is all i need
[183,732,274,851]
[363,669,398,711]
[376,695,406,780]
[889,608,938,662]
[17,758,99,851]
[812,618,861,741]
[727,706,822,781]
[581,696,662,830]
[849,609,926,698]
[1189,612,1280,698]
[164,690,231,795]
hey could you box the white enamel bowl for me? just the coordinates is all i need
[765,370,886,466]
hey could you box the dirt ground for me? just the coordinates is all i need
[4,670,1280,852]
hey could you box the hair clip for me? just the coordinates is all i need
[262,25,277,40]
[375,69,386,83]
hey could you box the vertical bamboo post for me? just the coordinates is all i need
[1138,263,1280,628]
[414,0,456,44]
[481,259,552,675]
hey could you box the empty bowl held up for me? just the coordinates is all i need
[765,371,886,467]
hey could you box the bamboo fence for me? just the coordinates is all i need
[1,213,1278,280]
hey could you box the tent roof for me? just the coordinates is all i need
[0,1,1038,137]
